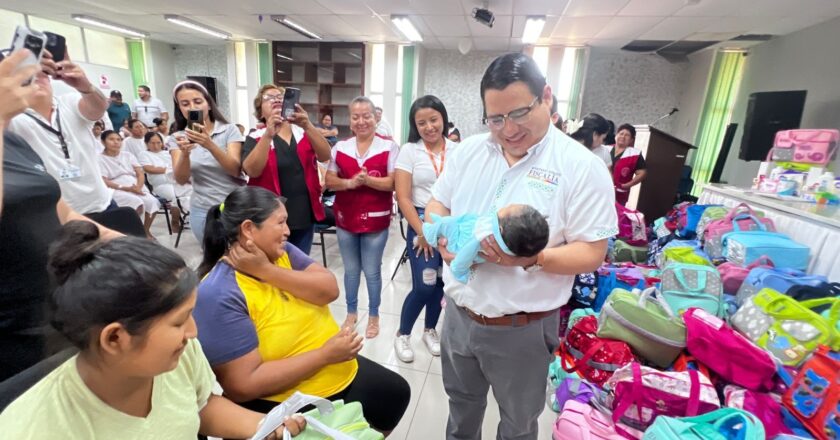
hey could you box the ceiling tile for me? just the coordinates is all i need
[363,0,463,15]
[699,16,773,33]
[638,16,719,40]
[617,0,685,16]
[564,0,632,17]
[551,16,611,39]
[473,37,511,51]
[467,14,513,37]
[262,1,332,15]
[313,0,371,15]
[511,16,561,39]
[461,0,514,16]
[750,13,836,36]
[421,37,444,49]
[593,16,664,40]
[435,37,464,50]
[511,0,571,16]
[684,32,740,41]
[587,38,634,48]
[675,0,741,17]
[420,15,471,37]
[338,15,400,39]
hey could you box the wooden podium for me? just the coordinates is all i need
[626,125,696,221]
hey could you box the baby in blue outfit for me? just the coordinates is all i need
[423,204,549,283]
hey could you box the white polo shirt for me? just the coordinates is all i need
[134,97,166,127]
[395,139,457,208]
[431,126,618,317]
[8,94,113,214]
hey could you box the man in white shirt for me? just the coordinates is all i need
[7,53,114,216]
[426,53,618,440]
[132,85,168,129]
[374,106,393,138]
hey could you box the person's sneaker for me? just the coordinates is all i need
[394,334,415,363]
[422,329,441,356]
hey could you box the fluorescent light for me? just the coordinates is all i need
[164,15,231,39]
[347,51,362,61]
[391,16,423,42]
[271,15,321,40]
[522,16,546,44]
[72,15,148,38]
[276,53,293,61]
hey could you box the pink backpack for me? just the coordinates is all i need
[703,203,775,259]
[606,363,720,436]
[553,400,641,440]
[771,129,840,165]
[616,203,647,246]
[684,308,777,391]
[717,255,774,295]
[724,385,792,438]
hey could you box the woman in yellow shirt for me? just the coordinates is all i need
[194,186,410,434]
[0,221,304,439]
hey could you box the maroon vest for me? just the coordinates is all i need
[333,145,392,233]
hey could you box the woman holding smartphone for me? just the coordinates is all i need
[242,84,332,255]
[167,80,245,242]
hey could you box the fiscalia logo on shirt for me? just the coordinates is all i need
[526,166,561,194]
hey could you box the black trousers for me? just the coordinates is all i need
[85,201,146,237]
[240,356,411,432]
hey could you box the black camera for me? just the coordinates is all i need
[472,7,495,28]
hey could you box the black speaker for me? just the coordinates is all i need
[186,76,218,104]
[739,90,807,161]
[710,123,738,183]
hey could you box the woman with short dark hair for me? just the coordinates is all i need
[581,113,612,166]
[611,123,647,205]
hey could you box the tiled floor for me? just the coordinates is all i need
[151,217,557,439]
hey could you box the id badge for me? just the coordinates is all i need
[59,164,82,181]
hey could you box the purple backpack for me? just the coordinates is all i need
[554,378,597,411]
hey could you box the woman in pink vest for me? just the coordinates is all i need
[610,124,647,205]
[325,97,399,339]
[242,84,332,254]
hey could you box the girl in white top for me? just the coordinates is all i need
[141,131,192,231]
[393,95,457,363]
[99,130,160,238]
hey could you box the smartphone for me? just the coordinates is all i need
[188,109,204,132]
[44,32,67,62]
[282,87,301,119]
[10,26,46,84]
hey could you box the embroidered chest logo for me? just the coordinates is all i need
[525,167,561,194]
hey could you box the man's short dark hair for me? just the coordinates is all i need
[110,90,122,98]
[499,205,549,258]
[480,53,546,116]
[139,85,151,93]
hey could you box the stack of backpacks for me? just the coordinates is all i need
[553,200,840,440]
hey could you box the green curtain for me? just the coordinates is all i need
[400,45,416,145]
[566,48,586,120]
[126,40,147,98]
[258,42,272,86]
[690,51,746,195]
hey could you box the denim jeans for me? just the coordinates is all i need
[190,208,208,244]
[399,209,444,335]
[336,227,389,316]
[288,224,316,255]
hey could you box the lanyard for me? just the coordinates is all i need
[25,106,70,160]
[425,143,446,177]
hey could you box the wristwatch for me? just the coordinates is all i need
[523,252,544,273]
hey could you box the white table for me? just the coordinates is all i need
[699,184,840,280]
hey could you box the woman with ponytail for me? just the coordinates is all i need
[0,221,305,438]
[194,186,410,435]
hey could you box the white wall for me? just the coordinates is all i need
[172,44,232,118]
[720,16,840,185]
[671,49,716,147]
[418,49,505,139]
[52,62,133,104]
[146,40,178,117]
[580,48,689,135]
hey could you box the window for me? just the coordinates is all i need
[27,16,85,62]
[532,46,550,78]
[556,47,584,120]
[233,42,250,127]
[83,28,128,69]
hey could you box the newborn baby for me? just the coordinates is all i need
[423,204,549,283]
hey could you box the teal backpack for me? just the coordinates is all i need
[643,407,765,440]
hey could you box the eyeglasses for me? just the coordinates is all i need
[262,94,283,102]
[482,97,540,130]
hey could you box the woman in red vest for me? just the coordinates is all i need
[242,84,332,254]
[610,123,647,205]
[325,97,399,339]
